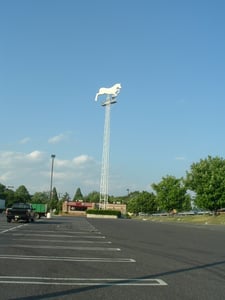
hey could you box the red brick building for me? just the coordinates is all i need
[62,201,95,214]
[62,201,126,215]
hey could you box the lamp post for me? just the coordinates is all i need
[50,154,56,202]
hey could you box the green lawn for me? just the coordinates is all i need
[136,214,225,225]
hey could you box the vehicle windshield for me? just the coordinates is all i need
[12,203,30,209]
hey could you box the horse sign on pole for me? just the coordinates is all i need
[95,83,121,101]
[95,83,122,209]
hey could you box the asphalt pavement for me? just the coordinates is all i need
[0,213,225,299]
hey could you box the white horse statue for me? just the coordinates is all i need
[95,83,121,101]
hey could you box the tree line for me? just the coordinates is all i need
[127,155,225,214]
[0,185,100,213]
[1,155,225,214]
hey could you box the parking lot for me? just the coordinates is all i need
[1,213,225,299]
[0,214,168,300]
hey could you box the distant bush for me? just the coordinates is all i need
[86,209,121,217]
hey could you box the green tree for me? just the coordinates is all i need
[0,184,15,207]
[0,183,6,199]
[61,192,70,202]
[185,156,225,211]
[14,185,31,203]
[152,175,189,212]
[127,191,157,214]
[84,191,100,203]
[4,188,15,207]
[57,198,64,214]
[73,187,83,201]
[109,195,129,204]
[49,187,59,211]
[31,192,49,204]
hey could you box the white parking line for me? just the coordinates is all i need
[12,238,112,244]
[0,224,27,234]
[7,244,120,251]
[0,255,135,262]
[13,230,102,235]
[0,276,167,286]
[12,233,105,238]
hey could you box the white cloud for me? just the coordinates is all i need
[0,150,99,197]
[55,159,70,168]
[0,150,133,197]
[73,155,92,165]
[48,133,67,144]
[27,151,44,160]
[0,151,25,167]
[1,151,43,163]
[0,171,14,182]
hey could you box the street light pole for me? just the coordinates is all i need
[50,154,56,202]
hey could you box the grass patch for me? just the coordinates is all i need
[137,214,225,225]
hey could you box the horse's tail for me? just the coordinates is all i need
[95,93,98,101]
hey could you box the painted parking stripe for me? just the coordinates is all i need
[0,224,27,234]
[0,255,135,262]
[6,244,120,251]
[11,229,101,236]
[12,238,112,244]
[0,276,167,286]
[12,233,105,238]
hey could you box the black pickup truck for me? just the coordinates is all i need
[6,203,35,223]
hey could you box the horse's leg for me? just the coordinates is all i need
[95,92,99,101]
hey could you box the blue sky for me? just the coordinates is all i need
[0,0,225,198]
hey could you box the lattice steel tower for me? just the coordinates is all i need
[95,83,121,209]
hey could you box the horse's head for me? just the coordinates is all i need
[115,83,121,89]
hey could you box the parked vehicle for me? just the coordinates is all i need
[177,210,197,216]
[32,203,48,219]
[6,203,35,223]
[151,212,169,216]
[196,209,212,215]
[0,199,5,213]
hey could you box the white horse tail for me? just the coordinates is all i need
[95,93,99,101]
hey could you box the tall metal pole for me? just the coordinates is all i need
[95,83,121,210]
[50,154,56,202]
[100,96,113,209]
